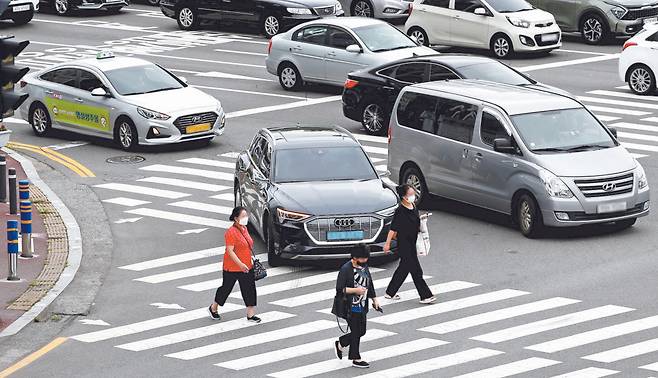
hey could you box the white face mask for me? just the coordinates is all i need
[406,194,416,204]
[238,217,249,226]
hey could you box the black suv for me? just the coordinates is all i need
[160,0,344,38]
[235,126,398,266]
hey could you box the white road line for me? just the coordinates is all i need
[226,96,341,119]
[585,105,651,116]
[140,52,265,68]
[137,177,230,192]
[473,305,633,344]
[361,145,388,156]
[210,192,234,202]
[214,48,268,56]
[557,49,610,56]
[118,246,225,271]
[94,183,190,199]
[584,337,658,363]
[621,141,658,152]
[139,164,234,181]
[102,197,151,207]
[356,348,504,378]
[125,208,233,228]
[370,157,385,163]
[267,338,447,378]
[642,117,658,123]
[193,84,307,100]
[618,131,658,142]
[578,96,658,110]
[550,367,618,378]
[451,357,561,378]
[420,297,580,335]
[218,329,396,371]
[166,319,337,360]
[588,89,658,102]
[371,289,529,325]
[353,134,388,144]
[177,266,298,292]
[194,70,271,81]
[631,153,648,158]
[70,304,242,343]
[116,311,294,351]
[177,157,235,169]
[169,200,233,215]
[610,122,658,133]
[135,263,217,284]
[594,115,620,122]
[375,164,387,171]
[4,117,28,124]
[641,362,658,372]
[518,54,619,73]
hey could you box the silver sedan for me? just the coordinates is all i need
[266,17,435,90]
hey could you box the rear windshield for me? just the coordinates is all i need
[274,146,377,183]
[457,62,533,85]
[352,23,417,52]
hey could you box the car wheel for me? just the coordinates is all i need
[29,103,51,137]
[361,102,389,136]
[265,217,283,267]
[490,34,513,59]
[12,11,33,25]
[147,0,160,5]
[278,62,303,91]
[401,165,428,206]
[107,7,121,14]
[517,193,543,238]
[581,13,607,45]
[351,0,374,17]
[177,7,198,30]
[115,118,138,151]
[628,65,656,95]
[407,27,429,47]
[54,0,70,15]
[263,14,281,38]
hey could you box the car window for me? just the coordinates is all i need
[78,70,104,92]
[293,26,328,45]
[435,98,477,144]
[380,63,427,83]
[480,111,509,146]
[648,31,658,42]
[260,140,272,177]
[454,0,486,13]
[274,146,377,183]
[456,61,532,85]
[327,27,357,49]
[40,68,77,88]
[352,23,417,52]
[249,136,266,169]
[429,64,459,81]
[396,92,439,133]
[423,0,450,8]
[104,64,183,96]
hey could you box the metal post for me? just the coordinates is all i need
[0,156,6,203]
[7,220,19,281]
[18,179,29,201]
[20,201,32,259]
[8,168,16,215]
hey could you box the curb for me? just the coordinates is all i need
[0,148,82,338]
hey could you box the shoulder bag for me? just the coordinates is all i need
[235,226,268,281]
[416,212,431,256]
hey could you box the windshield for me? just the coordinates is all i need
[352,24,417,52]
[274,146,378,183]
[104,64,184,96]
[485,0,533,12]
[512,108,616,153]
[457,62,533,85]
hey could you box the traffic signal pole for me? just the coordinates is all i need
[0,36,30,120]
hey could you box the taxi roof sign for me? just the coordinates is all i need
[96,51,115,59]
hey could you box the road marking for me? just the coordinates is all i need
[177,265,297,292]
[584,337,658,363]
[169,200,233,215]
[177,228,209,235]
[518,54,619,72]
[594,115,620,122]
[588,89,658,102]
[102,197,151,207]
[7,142,95,177]
[141,52,265,68]
[370,157,385,163]
[166,319,337,360]
[0,337,68,378]
[353,134,388,144]
[226,96,341,119]
[557,49,610,56]
[114,217,142,224]
[169,68,271,81]
[610,122,658,133]
[578,96,658,110]
[45,141,89,150]
[641,362,658,372]
[118,246,225,271]
[193,84,308,100]
[116,311,295,351]
[124,208,233,228]
[630,152,648,158]
[585,105,651,116]
[420,297,580,335]
[150,303,185,310]
[550,367,618,378]
[177,157,235,169]
[451,357,561,378]
[135,263,219,284]
[32,18,159,32]
[94,183,189,199]
[210,192,235,202]
[139,164,234,181]
[621,141,658,152]
[214,48,268,57]
[371,289,529,325]
[137,177,230,192]
[642,117,658,123]
[618,131,658,142]
[361,144,388,156]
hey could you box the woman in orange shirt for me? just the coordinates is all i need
[209,206,260,323]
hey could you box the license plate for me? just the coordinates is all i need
[597,202,627,214]
[644,17,658,24]
[12,5,30,12]
[542,33,558,42]
[327,230,364,241]
[185,123,211,134]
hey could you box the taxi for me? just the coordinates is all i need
[17,52,226,150]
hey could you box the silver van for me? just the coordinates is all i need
[388,80,650,237]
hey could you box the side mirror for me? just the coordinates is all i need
[91,87,109,97]
[609,127,618,139]
[346,44,362,53]
[237,153,251,172]
[179,76,188,84]
[493,137,516,154]
[474,7,487,15]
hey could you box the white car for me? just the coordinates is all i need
[405,0,562,58]
[619,23,658,96]
[0,0,38,25]
[340,0,413,19]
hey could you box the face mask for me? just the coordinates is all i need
[238,217,249,226]
[406,195,416,204]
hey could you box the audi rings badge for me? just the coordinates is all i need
[334,218,355,228]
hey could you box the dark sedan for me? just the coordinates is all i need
[40,0,128,15]
[234,126,398,266]
[342,54,564,135]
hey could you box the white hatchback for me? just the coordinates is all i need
[405,0,561,58]
[619,23,658,96]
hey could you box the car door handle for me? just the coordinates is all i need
[327,51,336,57]
[44,90,54,95]
[453,15,461,19]
[291,45,303,51]
[462,148,469,158]
[383,86,395,91]
[74,98,84,103]
[474,152,483,161]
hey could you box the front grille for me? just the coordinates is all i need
[534,22,554,27]
[568,203,645,221]
[623,5,658,20]
[574,172,634,198]
[304,215,382,244]
[534,32,560,46]
[314,5,335,16]
[173,112,218,134]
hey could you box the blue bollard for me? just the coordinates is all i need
[18,180,29,200]
[7,220,19,281]
[20,201,32,258]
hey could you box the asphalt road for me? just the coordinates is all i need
[2,5,658,377]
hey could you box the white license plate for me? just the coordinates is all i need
[644,17,658,24]
[12,5,30,12]
[597,202,627,214]
[542,33,558,42]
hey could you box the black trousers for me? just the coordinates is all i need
[339,312,367,360]
[386,250,433,300]
[214,269,257,307]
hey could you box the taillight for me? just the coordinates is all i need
[19,81,27,88]
[409,3,413,15]
[388,125,392,144]
[622,41,637,51]
[267,40,272,55]
[344,79,359,89]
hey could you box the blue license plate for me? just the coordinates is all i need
[327,230,364,241]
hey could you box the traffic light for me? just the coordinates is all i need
[0,36,30,118]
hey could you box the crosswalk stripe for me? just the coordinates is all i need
[451,357,560,378]
[371,289,529,325]
[137,177,230,192]
[210,192,234,202]
[353,134,387,144]
[355,347,503,378]
[642,117,658,123]
[621,141,658,152]
[369,157,385,163]
[118,246,225,271]
[178,266,301,292]
[116,311,295,351]
[420,297,581,335]
[618,131,658,142]
[166,319,337,360]
[136,253,266,283]
[375,164,387,171]
[585,105,651,116]
[177,157,235,169]
[473,305,633,344]
[139,164,234,181]
[169,200,233,215]
[216,331,395,371]
[71,304,243,343]
[630,152,648,158]
[125,208,233,228]
[361,145,388,156]
[588,89,658,102]
[583,336,658,363]
[94,183,189,199]
[550,367,618,378]
[578,96,658,110]
[266,338,447,378]
[611,121,658,133]
[640,362,658,372]
[594,115,620,122]
[102,197,151,207]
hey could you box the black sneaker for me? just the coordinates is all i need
[352,360,370,369]
[247,315,262,323]
[334,341,343,360]
[208,306,220,320]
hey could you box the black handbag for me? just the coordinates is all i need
[235,225,267,281]
[331,291,350,320]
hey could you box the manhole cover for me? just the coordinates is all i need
[106,155,145,164]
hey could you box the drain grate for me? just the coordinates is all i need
[106,155,145,164]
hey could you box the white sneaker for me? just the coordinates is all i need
[419,296,436,304]
[385,294,401,300]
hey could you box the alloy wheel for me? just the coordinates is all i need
[362,104,384,133]
[55,0,68,14]
[280,67,296,89]
[410,30,425,46]
[119,122,133,148]
[583,18,602,43]
[353,1,372,17]
[493,37,510,58]
[32,108,47,133]
[519,200,532,233]
[406,174,422,199]
[179,8,194,28]
[264,16,280,37]
[630,67,652,94]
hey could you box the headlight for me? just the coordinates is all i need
[277,208,312,223]
[539,170,574,198]
[609,5,627,19]
[137,107,170,120]
[507,17,530,28]
[287,7,312,15]
[376,204,398,217]
[335,1,342,11]
[637,164,649,190]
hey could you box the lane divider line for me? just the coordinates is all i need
[0,337,68,378]
[6,142,94,178]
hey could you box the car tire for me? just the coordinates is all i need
[361,102,389,136]
[580,13,608,45]
[262,14,282,38]
[54,0,70,15]
[265,217,283,267]
[147,0,160,5]
[115,118,138,151]
[627,64,656,95]
[490,34,513,59]
[278,62,303,91]
[234,184,242,208]
[12,11,33,25]
[351,0,374,17]
[29,103,52,137]
[401,165,428,206]
[177,6,198,31]
[407,27,429,47]
[516,193,543,238]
